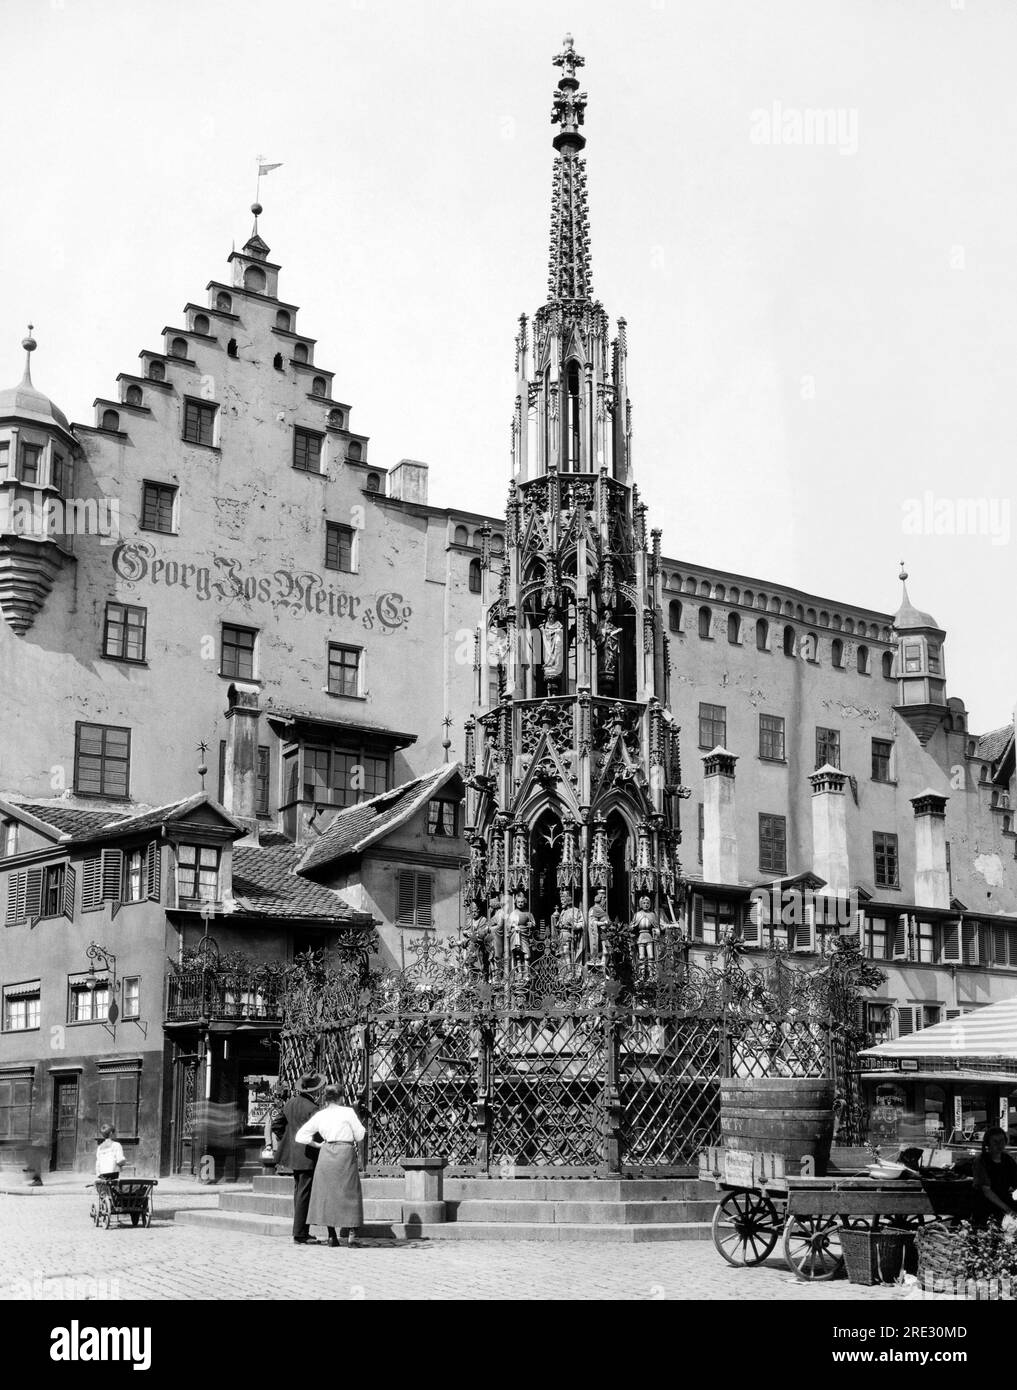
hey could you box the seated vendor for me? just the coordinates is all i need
[972,1126,1017,1228]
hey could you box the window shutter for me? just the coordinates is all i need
[101,848,123,916]
[24,867,43,923]
[897,1006,915,1037]
[940,919,962,964]
[396,872,414,927]
[417,875,433,928]
[81,855,102,912]
[854,908,866,939]
[742,896,761,946]
[993,925,1009,968]
[691,894,704,941]
[795,901,816,952]
[892,913,908,959]
[5,871,26,926]
[962,921,979,966]
[147,842,161,902]
[946,1008,964,1021]
[62,865,76,920]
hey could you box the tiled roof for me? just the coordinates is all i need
[297,765,461,874]
[973,724,1014,765]
[14,803,128,837]
[231,841,368,920]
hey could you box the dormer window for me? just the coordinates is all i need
[293,343,309,364]
[101,410,120,433]
[148,361,165,382]
[348,441,363,462]
[176,844,220,903]
[193,313,210,335]
[311,377,328,398]
[328,409,345,429]
[365,473,380,493]
[125,385,143,407]
[275,310,291,331]
[244,266,266,293]
[170,337,188,359]
[215,292,233,312]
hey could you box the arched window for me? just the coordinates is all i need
[276,310,291,331]
[328,409,345,429]
[125,385,143,407]
[831,638,844,668]
[273,352,284,371]
[472,530,485,549]
[148,360,165,381]
[795,604,805,621]
[244,266,266,293]
[311,376,327,398]
[980,765,990,785]
[347,441,362,461]
[783,625,796,657]
[216,291,233,312]
[991,789,1000,808]
[857,644,869,674]
[668,600,682,633]
[715,585,727,603]
[804,632,818,661]
[227,339,238,358]
[365,473,380,493]
[101,409,120,432]
[170,337,188,358]
[698,606,712,640]
[564,360,581,471]
[727,612,741,644]
[293,343,309,364]
[468,558,483,593]
[806,608,817,624]
[453,525,469,546]
[882,651,894,679]
[193,313,210,335]
[756,618,768,651]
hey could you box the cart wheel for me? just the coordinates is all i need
[97,1199,111,1230]
[711,1190,781,1267]
[782,1214,844,1281]
[141,1206,152,1228]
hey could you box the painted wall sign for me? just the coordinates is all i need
[111,539,412,630]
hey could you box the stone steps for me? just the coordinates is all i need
[220,1190,717,1225]
[175,1207,714,1244]
[253,1175,706,1201]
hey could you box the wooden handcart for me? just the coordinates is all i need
[89,1178,157,1229]
[699,1146,968,1281]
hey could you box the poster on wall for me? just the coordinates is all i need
[245,1075,279,1128]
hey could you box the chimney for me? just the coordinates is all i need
[223,683,261,838]
[388,458,429,505]
[809,764,850,897]
[911,789,950,908]
[702,747,738,883]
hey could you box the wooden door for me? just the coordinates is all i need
[52,1076,79,1170]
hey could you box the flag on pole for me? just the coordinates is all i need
[258,161,283,176]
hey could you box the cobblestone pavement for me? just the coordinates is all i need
[0,1191,921,1301]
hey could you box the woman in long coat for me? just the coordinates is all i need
[295,1085,366,1246]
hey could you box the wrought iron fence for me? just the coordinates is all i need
[279,933,843,1175]
[165,970,283,1023]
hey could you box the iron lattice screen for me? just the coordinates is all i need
[366,1016,477,1172]
[488,1012,606,1171]
[728,1018,829,1079]
[617,1013,723,1170]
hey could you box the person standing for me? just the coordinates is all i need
[95,1125,126,1182]
[272,1072,325,1245]
[295,1085,366,1247]
[972,1126,1017,1228]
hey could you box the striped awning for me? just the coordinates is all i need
[860,996,1017,1063]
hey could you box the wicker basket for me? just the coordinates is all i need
[917,1223,1017,1300]
[840,1228,913,1286]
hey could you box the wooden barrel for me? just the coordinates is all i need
[720,1078,835,1175]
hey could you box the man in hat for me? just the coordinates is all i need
[272,1073,325,1244]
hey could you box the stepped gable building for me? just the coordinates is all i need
[0,35,1015,1175]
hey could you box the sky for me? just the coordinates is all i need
[2,0,1015,732]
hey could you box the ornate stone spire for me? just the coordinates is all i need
[547,35,592,303]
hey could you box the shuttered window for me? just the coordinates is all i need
[0,1073,33,1139]
[97,1064,141,1139]
[4,867,51,925]
[395,871,433,928]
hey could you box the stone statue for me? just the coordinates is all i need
[508,891,535,981]
[485,896,506,976]
[586,887,609,965]
[470,901,501,980]
[555,893,585,975]
[597,615,621,676]
[633,894,660,978]
[540,606,564,685]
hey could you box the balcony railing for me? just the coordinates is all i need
[165,970,283,1024]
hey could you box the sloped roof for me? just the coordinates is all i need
[231,841,369,920]
[297,765,461,874]
[860,996,1017,1063]
[973,723,1013,765]
[14,802,127,837]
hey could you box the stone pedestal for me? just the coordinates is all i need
[400,1155,447,1225]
